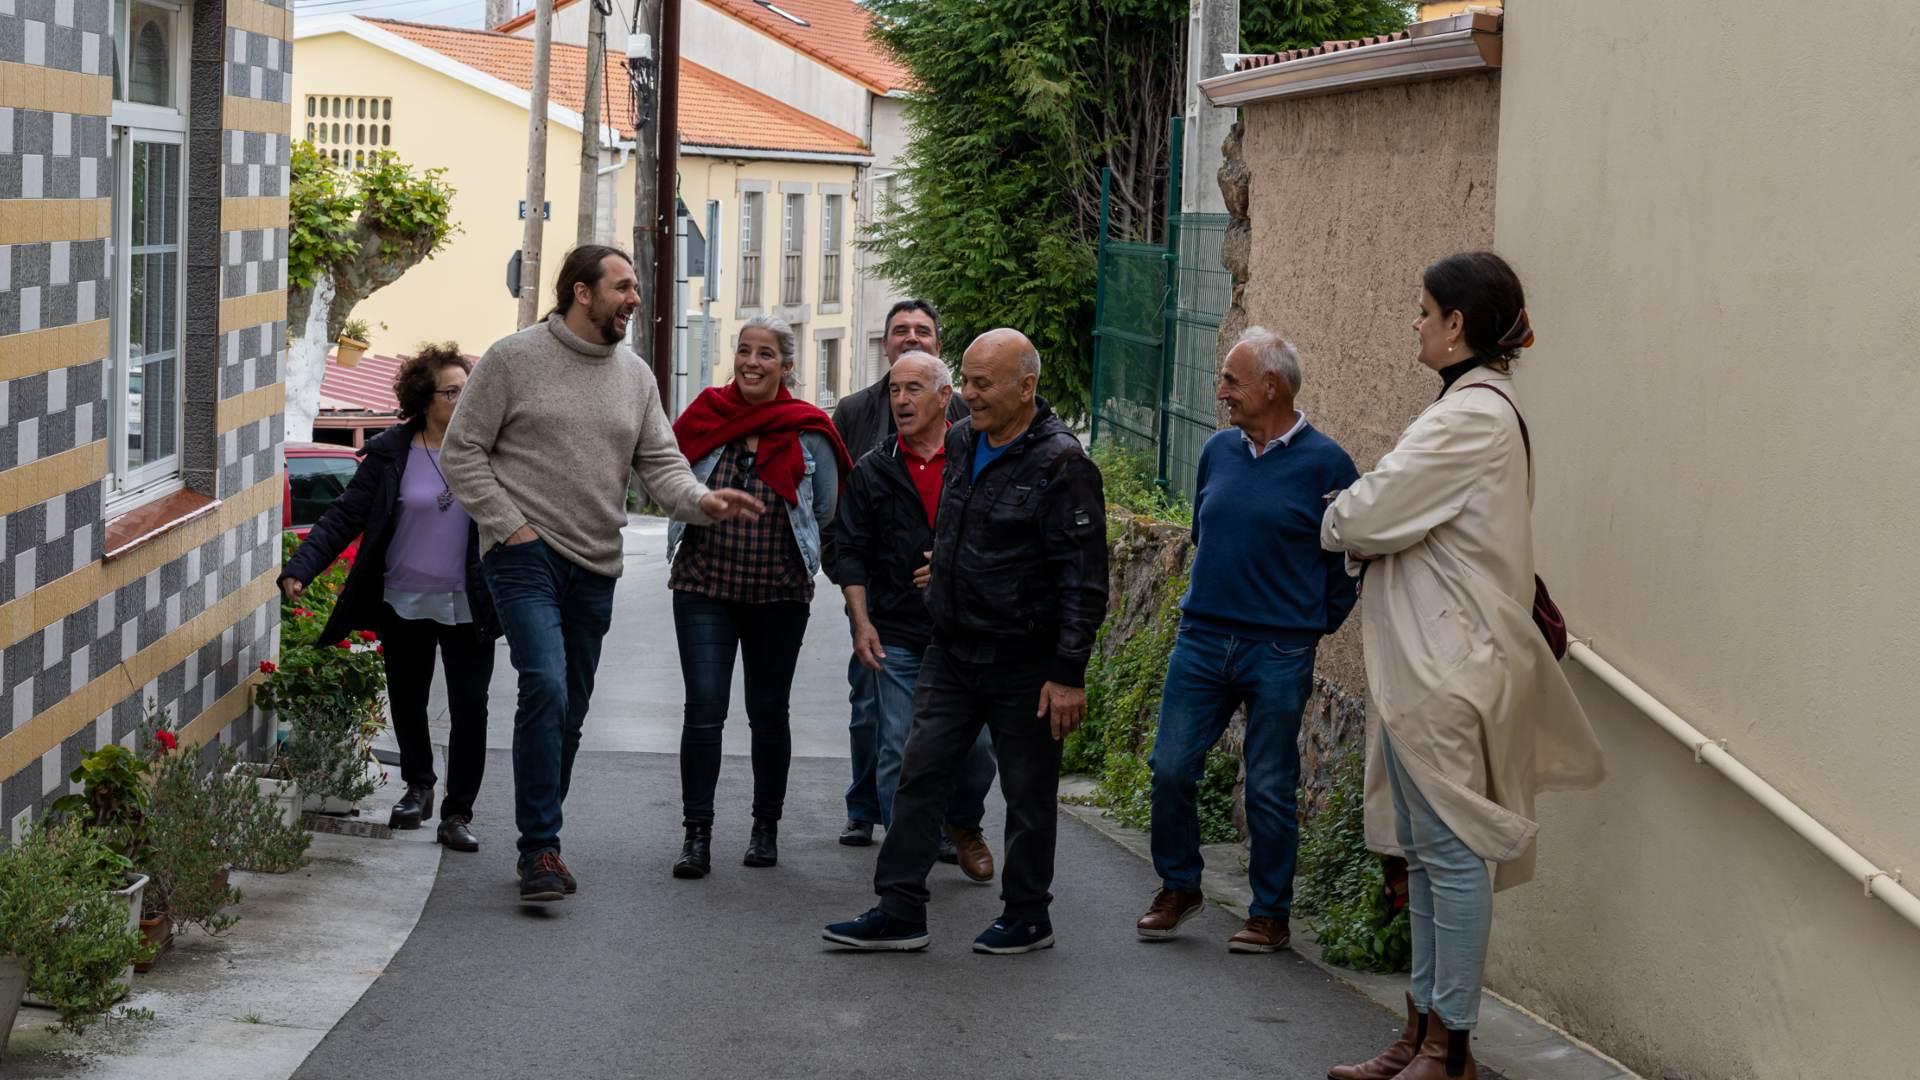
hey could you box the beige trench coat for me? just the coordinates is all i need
[1321,365,1605,891]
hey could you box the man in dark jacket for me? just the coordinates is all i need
[824,328,1109,955]
[835,352,998,882]
[829,300,974,850]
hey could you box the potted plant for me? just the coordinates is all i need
[47,744,155,988]
[256,620,388,816]
[335,317,371,368]
[230,754,303,829]
[0,822,149,1051]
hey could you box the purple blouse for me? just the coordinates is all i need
[384,444,473,622]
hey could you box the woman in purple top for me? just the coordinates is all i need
[279,345,499,852]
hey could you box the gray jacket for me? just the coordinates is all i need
[666,431,839,578]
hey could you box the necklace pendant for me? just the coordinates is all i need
[436,490,454,512]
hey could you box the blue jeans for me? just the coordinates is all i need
[873,644,994,830]
[844,653,883,826]
[480,538,617,864]
[1149,625,1315,918]
[1381,730,1492,1030]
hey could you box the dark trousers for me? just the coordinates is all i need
[673,590,811,821]
[377,604,495,821]
[480,538,617,862]
[874,641,1061,924]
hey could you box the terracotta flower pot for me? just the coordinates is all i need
[335,336,369,368]
[133,913,172,973]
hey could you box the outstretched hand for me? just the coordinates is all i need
[1036,681,1086,741]
[700,488,767,522]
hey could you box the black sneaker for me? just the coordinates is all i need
[519,851,567,903]
[838,819,874,847]
[973,916,1054,955]
[821,907,930,951]
[936,831,959,864]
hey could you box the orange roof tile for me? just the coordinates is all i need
[493,0,910,94]
[366,18,869,157]
[1230,8,1501,72]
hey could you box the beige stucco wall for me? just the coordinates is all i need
[1491,2,1920,1076]
[1234,72,1499,694]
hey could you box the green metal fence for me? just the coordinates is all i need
[1090,117,1232,502]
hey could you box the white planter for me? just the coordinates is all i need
[298,759,379,816]
[0,956,25,1060]
[231,763,302,828]
[24,873,145,1008]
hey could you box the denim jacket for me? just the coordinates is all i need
[667,430,839,578]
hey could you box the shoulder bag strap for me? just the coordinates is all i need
[1463,382,1530,475]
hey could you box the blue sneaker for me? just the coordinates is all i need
[972,916,1054,954]
[822,908,930,951]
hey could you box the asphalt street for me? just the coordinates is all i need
[295,518,1404,1079]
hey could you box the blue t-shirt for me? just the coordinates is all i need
[971,436,1013,481]
[1180,424,1360,644]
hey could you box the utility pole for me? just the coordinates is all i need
[517,0,555,328]
[628,1,659,371]
[649,0,682,399]
[577,0,606,246]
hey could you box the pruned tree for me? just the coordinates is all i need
[286,144,457,441]
[863,0,1409,421]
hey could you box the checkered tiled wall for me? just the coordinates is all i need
[0,0,293,841]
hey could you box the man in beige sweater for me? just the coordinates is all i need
[444,244,764,903]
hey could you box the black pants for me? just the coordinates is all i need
[673,590,811,821]
[874,641,1062,924]
[378,604,495,820]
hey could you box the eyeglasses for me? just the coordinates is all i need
[433,386,463,402]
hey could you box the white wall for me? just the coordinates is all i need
[681,0,870,138]
[1490,2,1920,1076]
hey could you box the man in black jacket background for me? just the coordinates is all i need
[824,328,1109,955]
[835,351,998,883]
[828,300,974,851]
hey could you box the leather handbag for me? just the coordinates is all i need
[1463,383,1569,661]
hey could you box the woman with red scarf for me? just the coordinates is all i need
[667,315,853,879]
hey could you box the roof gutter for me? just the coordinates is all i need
[1200,11,1501,108]
[680,144,874,166]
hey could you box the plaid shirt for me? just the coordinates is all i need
[668,442,813,604]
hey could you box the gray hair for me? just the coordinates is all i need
[1237,326,1302,395]
[1016,343,1041,378]
[894,350,952,391]
[739,314,799,388]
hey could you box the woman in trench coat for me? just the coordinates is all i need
[1320,252,1605,1080]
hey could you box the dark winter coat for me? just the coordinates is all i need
[279,422,499,647]
[834,438,941,653]
[822,368,969,585]
[925,398,1109,687]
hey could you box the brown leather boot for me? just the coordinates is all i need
[1135,888,1205,939]
[1327,993,1424,1080]
[944,825,994,882]
[1393,1013,1476,1080]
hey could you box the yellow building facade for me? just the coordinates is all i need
[291,16,869,408]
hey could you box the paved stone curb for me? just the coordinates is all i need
[1058,780,1646,1080]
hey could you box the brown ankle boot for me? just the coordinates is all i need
[1393,1014,1476,1080]
[1328,993,1425,1080]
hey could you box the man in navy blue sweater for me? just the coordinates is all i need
[1135,327,1359,953]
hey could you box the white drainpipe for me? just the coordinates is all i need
[1568,641,1919,931]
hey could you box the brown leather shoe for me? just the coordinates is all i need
[1228,915,1290,953]
[944,825,994,882]
[1328,993,1425,1080]
[1393,1014,1476,1080]
[1135,888,1205,939]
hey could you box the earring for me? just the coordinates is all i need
[1447,345,1455,354]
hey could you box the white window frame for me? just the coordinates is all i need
[106,0,191,512]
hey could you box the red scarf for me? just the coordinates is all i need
[673,382,852,506]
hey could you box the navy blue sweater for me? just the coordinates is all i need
[1180,423,1360,644]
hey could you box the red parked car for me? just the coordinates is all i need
[283,441,366,556]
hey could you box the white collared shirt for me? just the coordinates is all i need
[1240,411,1308,458]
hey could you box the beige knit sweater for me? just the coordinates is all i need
[443,315,712,578]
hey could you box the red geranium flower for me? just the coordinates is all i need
[153,730,178,751]
[375,645,385,655]
[259,660,278,674]
[292,607,313,618]
[335,641,353,650]
[358,630,378,642]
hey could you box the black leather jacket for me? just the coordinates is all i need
[824,368,969,585]
[834,438,940,653]
[279,423,499,646]
[925,399,1108,687]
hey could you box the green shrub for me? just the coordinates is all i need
[0,822,148,1034]
[143,736,313,934]
[261,535,386,805]
[1295,745,1411,973]
[1091,445,1192,527]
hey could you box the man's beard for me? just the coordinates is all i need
[589,299,628,345]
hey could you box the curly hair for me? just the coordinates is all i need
[392,343,472,422]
